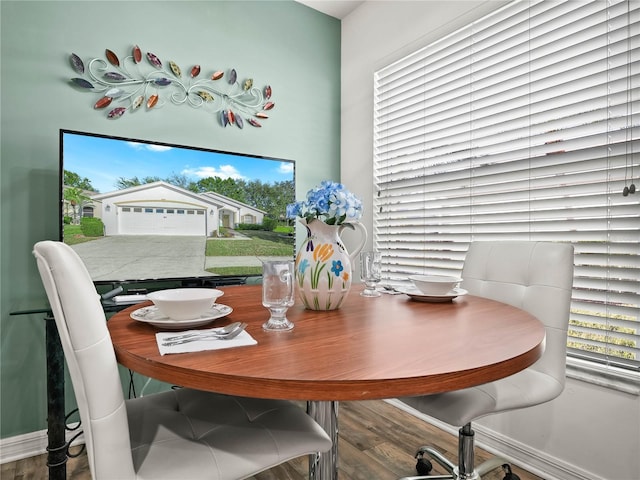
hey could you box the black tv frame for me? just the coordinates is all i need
[59,129,296,293]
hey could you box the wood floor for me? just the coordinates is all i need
[1,400,542,480]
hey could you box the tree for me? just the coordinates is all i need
[269,179,295,221]
[193,177,248,203]
[115,173,192,190]
[64,170,95,191]
[165,173,191,190]
[63,186,91,224]
[115,176,162,189]
[243,179,294,220]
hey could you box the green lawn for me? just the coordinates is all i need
[208,266,264,275]
[63,224,102,246]
[206,230,294,276]
[206,230,294,257]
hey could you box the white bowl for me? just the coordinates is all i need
[409,275,462,296]
[147,288,224,320]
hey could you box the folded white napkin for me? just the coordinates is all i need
[156,328,257,356]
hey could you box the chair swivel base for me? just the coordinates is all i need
[398,423,510,480]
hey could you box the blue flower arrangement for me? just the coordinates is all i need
[286,180,363,226]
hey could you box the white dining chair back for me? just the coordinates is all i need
[34,240,133,478]
[33,240,331,479]
[460,240,574,409]
[400,241,574,479]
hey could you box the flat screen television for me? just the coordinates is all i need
[59,129,295,292]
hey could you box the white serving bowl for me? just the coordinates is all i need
[409,275,462,296]
[147,288,224,320]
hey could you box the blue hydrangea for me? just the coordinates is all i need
[286,180,363,225]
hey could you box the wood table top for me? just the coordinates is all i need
[107,284,545,401]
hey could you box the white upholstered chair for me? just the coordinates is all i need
[400,241,574,480]
[33,240,332,480]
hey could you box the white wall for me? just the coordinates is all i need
[340,2,640,480]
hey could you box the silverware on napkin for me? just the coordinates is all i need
[161,323,247,346]
[162,322,242,341]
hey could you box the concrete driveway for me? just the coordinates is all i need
[71,235,212,282]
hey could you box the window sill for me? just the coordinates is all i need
[566,358,640,396]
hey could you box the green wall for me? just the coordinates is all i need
[0,0,340,439]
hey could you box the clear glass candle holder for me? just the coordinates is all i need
[360,251,381,297]
[262,260,295,331]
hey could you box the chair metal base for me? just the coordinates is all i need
[398,423,508,480]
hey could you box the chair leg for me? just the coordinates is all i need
[399,422,494,480]
[396,443,457,479]
[419,446,456,474]
[398,475,455,479]
[476,457,509,477]
[403,445,456,479]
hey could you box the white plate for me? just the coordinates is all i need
[130,304,233,329]
[398,287,468,303]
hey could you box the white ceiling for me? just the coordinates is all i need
[296,0,365,19]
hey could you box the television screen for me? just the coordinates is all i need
[60,129,295,289]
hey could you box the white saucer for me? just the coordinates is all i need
[130,304,233,329]
[398,287,468,303]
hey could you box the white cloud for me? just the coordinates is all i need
[126,141,172,152]
[147,145,172,152]
[278,162,294,174]
[182,164,245,180]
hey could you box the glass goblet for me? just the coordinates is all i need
[262,260,295,331]
[360,251,382,297]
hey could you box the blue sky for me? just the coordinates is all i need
[62,131,295,193]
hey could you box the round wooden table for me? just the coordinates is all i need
[108,284,545,480]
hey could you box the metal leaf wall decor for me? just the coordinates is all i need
[68,45,275,129]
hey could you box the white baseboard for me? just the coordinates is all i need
[0,428,84,465]
[386,399,605,480]
[0,430,50,464]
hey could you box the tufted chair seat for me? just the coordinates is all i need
[126,389,330,479]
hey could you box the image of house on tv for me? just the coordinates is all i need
[91,181,266,237]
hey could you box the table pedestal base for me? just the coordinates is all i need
[307,400,338,480]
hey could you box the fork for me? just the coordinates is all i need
[161,323,247,346]
[163,322,241,341]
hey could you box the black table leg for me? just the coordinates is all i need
[45,314,67,480]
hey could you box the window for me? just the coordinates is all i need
[373,0,639,373]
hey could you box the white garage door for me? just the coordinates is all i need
[118,206,206,235]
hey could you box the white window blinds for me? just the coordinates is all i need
[373,0,640,372]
